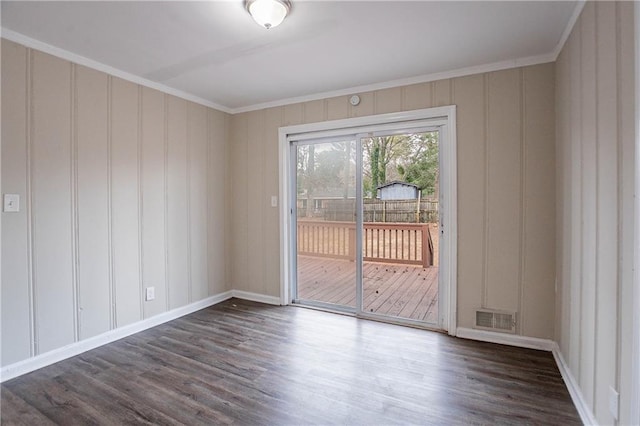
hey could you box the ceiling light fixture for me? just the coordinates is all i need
[245,0,291,29]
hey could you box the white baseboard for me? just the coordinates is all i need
[231,290,281,305]
[552,343,598,426]
[455,327,556,351]
[0,290,233,383]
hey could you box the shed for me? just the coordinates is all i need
[377,181,420,200]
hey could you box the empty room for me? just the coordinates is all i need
[1,1,639,424]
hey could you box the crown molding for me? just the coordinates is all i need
[231,51,556,114]
[550,0,586,60]
[1,28,234,114]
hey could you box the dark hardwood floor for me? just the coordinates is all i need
[1,299,580,425]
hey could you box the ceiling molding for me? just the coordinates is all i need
[551,0,586,60]
[230,51,556,114]
[0,28,234,114]
[2,1,580,117]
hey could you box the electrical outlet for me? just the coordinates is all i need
[145,286,155,301]
[271,195,278,207]
[609,386,619,421]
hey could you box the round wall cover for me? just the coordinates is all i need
[349,95,360,106]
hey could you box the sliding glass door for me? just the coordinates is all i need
[360,131,440,324]
[290,126,442,328]
[292,138,358,311]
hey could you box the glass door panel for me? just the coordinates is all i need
[360,131,440,324]
[294,139,357,309]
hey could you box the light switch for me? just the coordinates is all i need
[271,195,278,207]
[145,287,155,301]
[3,194,20,212]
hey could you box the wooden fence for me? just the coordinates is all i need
[296,220,433,267]
[364,199,438,223]
[299,198,438,223]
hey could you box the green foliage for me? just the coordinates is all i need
[362,132,439,198]
[297,132,439,207]
[370,143,380,196]
[398,132,439,195]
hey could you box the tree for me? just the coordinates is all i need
[363,135,409,197]
[398,132,439,196]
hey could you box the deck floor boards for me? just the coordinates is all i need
[1,299,581,425]
[297,256,438,322]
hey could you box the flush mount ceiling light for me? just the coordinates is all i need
[245,0,291,29]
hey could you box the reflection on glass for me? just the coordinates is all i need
[296,140,357,308]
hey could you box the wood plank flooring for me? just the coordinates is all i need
[1,299,581,425]
[298,257,438,322]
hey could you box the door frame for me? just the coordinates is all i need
[278,106,457,335]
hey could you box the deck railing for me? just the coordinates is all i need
[296,220,433,267]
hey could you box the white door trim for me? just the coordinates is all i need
[278,106,457,335]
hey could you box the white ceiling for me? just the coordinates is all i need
[1,1,578,113]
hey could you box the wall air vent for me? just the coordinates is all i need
[474,309,516,334]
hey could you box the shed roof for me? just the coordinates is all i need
[377,181,420,190]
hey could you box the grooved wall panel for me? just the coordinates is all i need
[554,39,572,356]
[521,64,556,339]
[326,96,349,121]
[140,87,167,318]
[188,103,209,301]
[485,68,522,313]
[433,80,451,106]
[230,114,249,295]
[555,1,636,423]
[75,65,111,340]
[246,110,265,294]
[263,108,284,294]
[374,88,402,115]
[31,50,75,354]
[616,3,636,422]
[283,104,303,126]
[578,4,597,405]
[452,74,486,331]
[110,77,142,328]
[302,100,324,124]
[593,2,618,420]
[402,82,433,111]
[1,39,230,368]
[1,40,31,364]
[567,26,583,376]
[209,110,228,295]
[167,96,189,309]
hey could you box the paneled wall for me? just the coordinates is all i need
[555,2,636,425]
[1,39,230,366]
[229,62,557,339]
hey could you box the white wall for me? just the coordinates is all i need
[1,39,230,367]
[555,2,636,425]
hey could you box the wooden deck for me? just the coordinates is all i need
[297,256,438,323]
